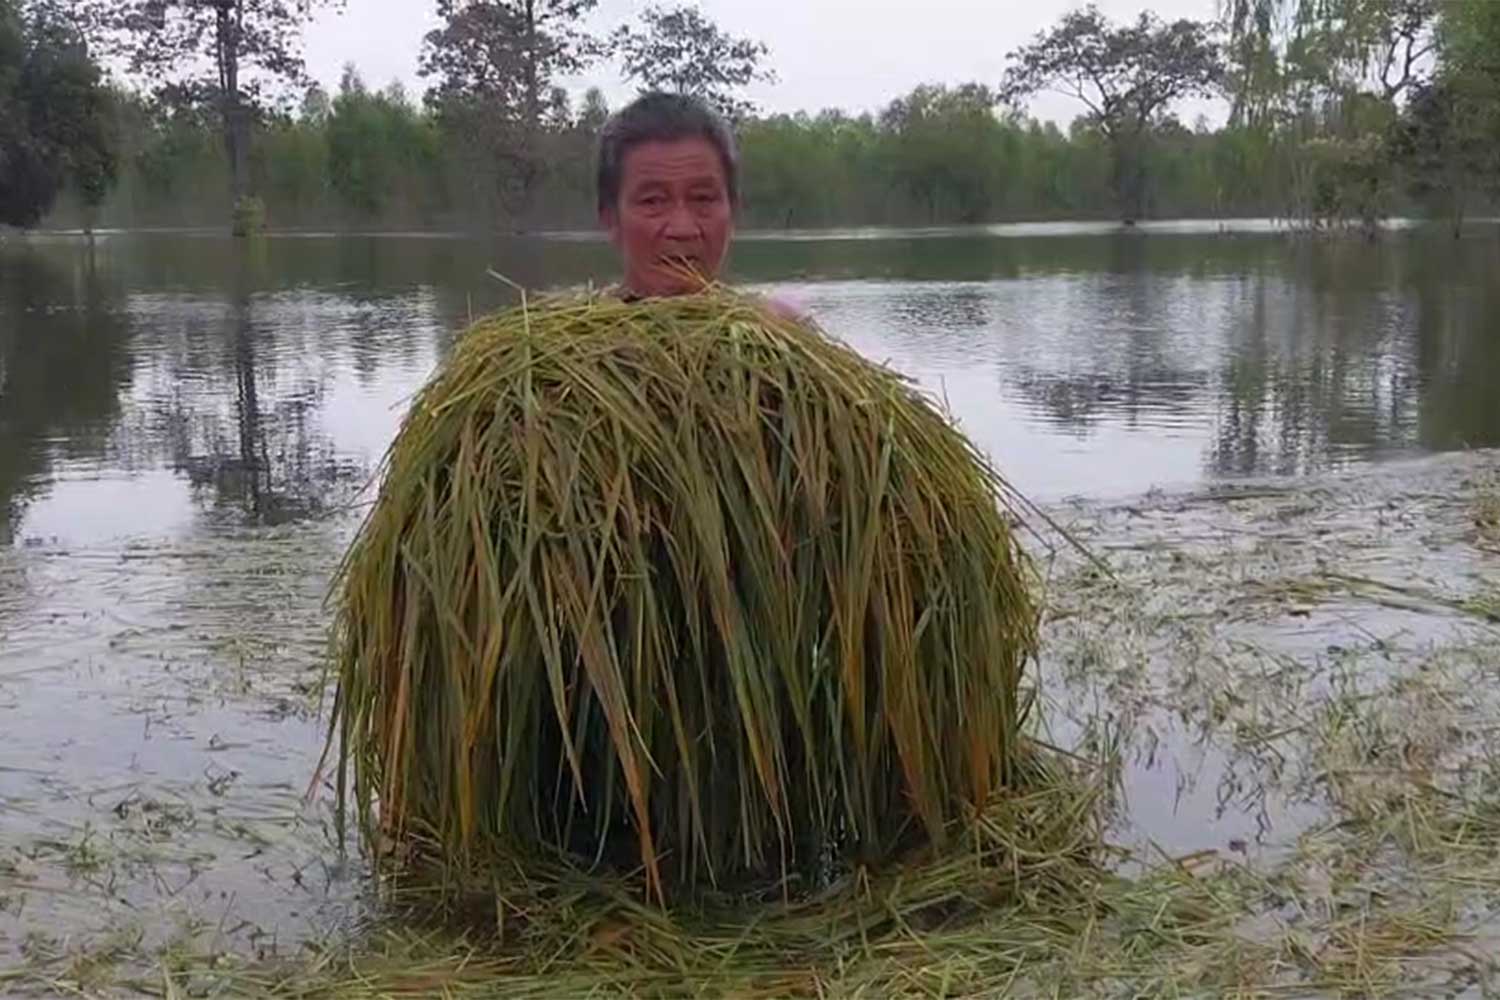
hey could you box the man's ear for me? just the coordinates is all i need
[600,205,620,244]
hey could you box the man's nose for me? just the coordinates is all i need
[662,201,699,238]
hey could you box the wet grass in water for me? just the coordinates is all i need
[4,454,1500,997]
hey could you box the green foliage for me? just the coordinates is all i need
[0,0,116,229]
[40,0,339,231]
[326,68,440,223]
[1224,0,1437,117]
[1220,0,1449,229]
[1378,1,1500,235]
[254,115,329,222]
[53,76,1314,232]
[28,0,1500,235]
[1441,0,1500,79]
[738,111,887,227]
[328,289,1038,899]
[613,4,774,122]
[129,105,229,222]
[419,0,602,220]
[230,193,264,236]
[880,85,1009,224]
[1294,134,1389,233]
[1389,79,1495,234]
[1000,4,1225,222]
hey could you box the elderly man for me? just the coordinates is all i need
[595,91,802,319]
[596,92,737,299]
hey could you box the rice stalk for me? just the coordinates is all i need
[325,287,1041,900]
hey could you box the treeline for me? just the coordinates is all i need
[9,0,1500,235]
[44,78,1293,232]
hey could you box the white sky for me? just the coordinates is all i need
[303,0,1228,126]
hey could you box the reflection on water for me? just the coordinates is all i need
[788,233,1498,498]
[0,250,134,543]
[2,226,1498,536]
[1,240,452,544]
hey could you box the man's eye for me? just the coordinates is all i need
[639,194,667,207]
[691,192,720,204]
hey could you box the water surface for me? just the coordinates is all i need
[3,224,1499,981]
[5,225,1497,547]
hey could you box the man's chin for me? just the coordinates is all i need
[642,271,714,297]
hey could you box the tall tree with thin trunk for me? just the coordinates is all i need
[422,0,599,127]
[420,0,601,222]
[999,5,1223,223]
[76,0,339,233]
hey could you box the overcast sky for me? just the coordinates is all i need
[302,0,1227,126]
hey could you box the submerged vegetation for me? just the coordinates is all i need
[4,449,1497,997]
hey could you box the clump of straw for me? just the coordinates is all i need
[327,287,1039,900]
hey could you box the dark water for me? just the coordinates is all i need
[2,223,1499,975]
[3,224,1500,544]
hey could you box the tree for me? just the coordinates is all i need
[1223,0,1437,120]
[0,0,40,226]
[1387,0,1500,237]
[0,0,116,229]
[420,0,601,220]
[613,4,774,121]
[86,0,340,231]
[999,4,1223,223]
[1390,79,1494,236]
[1440,0,1500,79]
[421,0,599,122]
[300,81,330,124]
[1220,1,1445,231]
[739,112,852,228]
[576,85,609,133]
[879,84,1010,224]
[326,64,440,222]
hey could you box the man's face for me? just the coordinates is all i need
[601,137,734,298]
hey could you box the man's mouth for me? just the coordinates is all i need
[656,254,703,273]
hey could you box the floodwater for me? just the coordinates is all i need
[5,224,1500,542]
[2,224,1499,987]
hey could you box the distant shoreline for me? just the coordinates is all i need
[12,217,1499,243]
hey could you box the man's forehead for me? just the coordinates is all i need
[623,140,724,183]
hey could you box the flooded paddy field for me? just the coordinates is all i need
[3,450,1496,997]
[3,226,1499,995]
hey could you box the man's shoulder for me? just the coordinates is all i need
[759,292,809,325]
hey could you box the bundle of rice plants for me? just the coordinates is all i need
[326,287,1040,901]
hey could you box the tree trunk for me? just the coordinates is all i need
[1112,130,1147,225]
[1449,176,1467,240]
[234,300,263,518]
[216,0,252,227]
[522,0,540,132]
[512,0,540,222]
